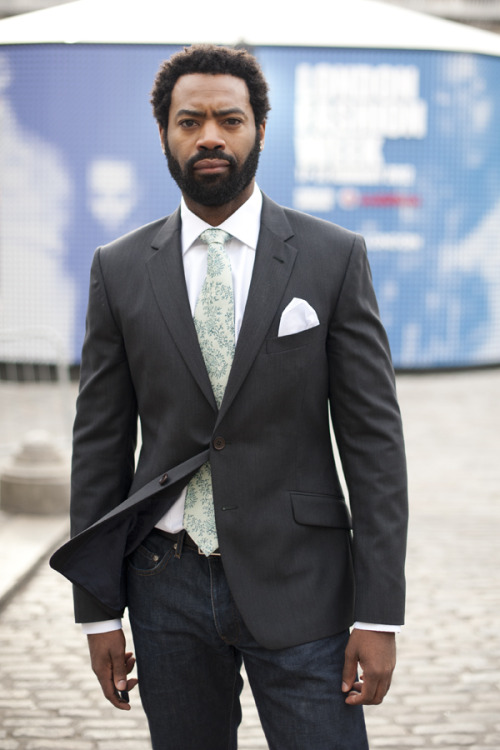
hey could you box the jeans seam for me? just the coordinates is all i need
[208,559,220,639]
[227,655,240,750]
[209,559,241,645]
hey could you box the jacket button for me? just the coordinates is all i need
[159,473,168,485]
[213,436,226,450]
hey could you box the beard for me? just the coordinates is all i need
[165,132,261,207]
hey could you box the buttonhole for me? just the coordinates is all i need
[273,255,284,263]
[221,505,238,511]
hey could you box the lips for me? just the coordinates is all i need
[193,159,230,174]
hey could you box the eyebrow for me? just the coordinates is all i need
[175,107,247,119]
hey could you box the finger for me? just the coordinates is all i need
[124,652,136,674]
[348,680,364,694]
[373,670,393,704]
[111,651,139,709]
[113,677,138,709]
[343,681,363,703]
[111,652,129,694]
[98,673,132,710]
[97,666,131,710]
[345,672,391,706]
[341,645,359,693]
[361,656,394,705]
[345,674,377,705]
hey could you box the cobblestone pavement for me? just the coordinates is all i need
[1,369,500,749]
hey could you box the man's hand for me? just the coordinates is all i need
[342,629,396,706]
[87,630,138,710]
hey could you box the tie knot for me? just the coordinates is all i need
[199,228,232,248]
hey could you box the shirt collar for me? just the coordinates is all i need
[180,184,263,255]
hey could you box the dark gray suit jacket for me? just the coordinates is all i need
[50,192,408,650]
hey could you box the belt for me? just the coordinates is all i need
[153,528,221,557]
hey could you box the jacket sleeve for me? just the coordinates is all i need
[70,247,138,622]
[327,233,408,625]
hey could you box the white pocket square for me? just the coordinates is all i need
[278,298,320,337]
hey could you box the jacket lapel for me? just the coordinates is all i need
[146,196,298,423]
[146,209,217,410]
[217,195,298,425]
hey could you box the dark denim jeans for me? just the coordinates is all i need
[127,529,369,750]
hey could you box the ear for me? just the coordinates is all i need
[258,120,266,151]
[159,125,166,153]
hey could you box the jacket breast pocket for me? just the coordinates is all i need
[266,324,324,354]
[291,491,352,529]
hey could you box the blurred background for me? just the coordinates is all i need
[2,0,500,373]
[0,3,499,748]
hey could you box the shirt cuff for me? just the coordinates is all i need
[81,619,122,635]
[353,621,401,633]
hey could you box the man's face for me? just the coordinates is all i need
[162,73,265,207]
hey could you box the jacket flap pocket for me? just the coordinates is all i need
[291,492,352,529]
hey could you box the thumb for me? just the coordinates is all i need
[111,652,128,692]
[342,638,358,693]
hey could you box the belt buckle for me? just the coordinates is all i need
[198,547,221,557]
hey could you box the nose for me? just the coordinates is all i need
[196,121,226,151]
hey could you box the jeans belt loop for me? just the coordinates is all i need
[174,530,186,559]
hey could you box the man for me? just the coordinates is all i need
[51,44,408,749]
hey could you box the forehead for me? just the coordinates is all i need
[169,73,252,116]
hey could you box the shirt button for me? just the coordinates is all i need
[213,436,226,450]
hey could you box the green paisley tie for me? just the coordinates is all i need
[183,229,234,555]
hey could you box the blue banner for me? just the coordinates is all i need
[1,43,499,368]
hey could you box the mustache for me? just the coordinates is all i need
[186,150,237,170]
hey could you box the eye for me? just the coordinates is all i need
[224,118,243,126]
[179,119,198,129]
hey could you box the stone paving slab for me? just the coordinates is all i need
[0,370,499,748]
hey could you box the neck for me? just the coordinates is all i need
[183,180,255,226]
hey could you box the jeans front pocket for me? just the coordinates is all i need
[127,532,176,577]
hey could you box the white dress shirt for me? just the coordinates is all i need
[154,185,262,535]
[82,185,399,635]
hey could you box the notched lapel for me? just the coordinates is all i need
[217,200,298,424]
[145,197,298,423]
[146,210,217,410]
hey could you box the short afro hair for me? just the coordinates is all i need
[151,44,271,131]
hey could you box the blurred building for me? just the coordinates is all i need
[0,0,72,19]
[384,0,500,32]
[3,0,500,32]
